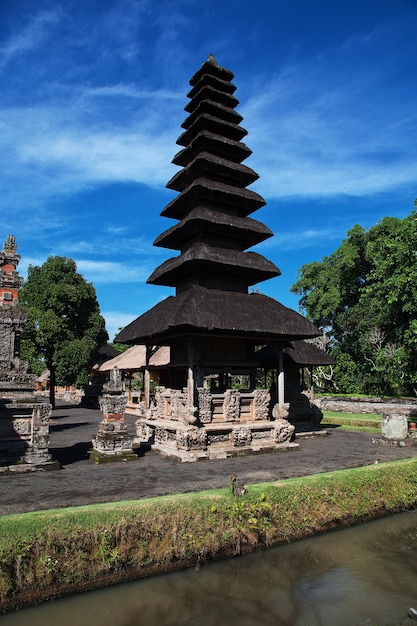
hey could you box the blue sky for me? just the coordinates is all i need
[1,0,416,342]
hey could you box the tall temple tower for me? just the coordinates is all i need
[116,56,320,460]
[0,235,25,370]
[149,55,280,295]
[0,235,59,471]
[0,234,24,307]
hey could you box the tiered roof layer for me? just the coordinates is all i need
[148,54,280,292]
[116,57,319,345]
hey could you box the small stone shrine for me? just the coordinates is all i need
[116,56,321,461]
[0,235,59,472]
[90,366,137,463]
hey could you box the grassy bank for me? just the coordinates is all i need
[1,459,417,612]
[321,410,382,432]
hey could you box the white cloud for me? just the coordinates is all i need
[240,26,417,200]
[74,260,151,283]
[101,311,140,343]
[0,9,62,68]
[258,227,344,252]
[1,2,416,220]
[17,256,153,285]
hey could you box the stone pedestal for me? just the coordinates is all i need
[381,413,409,442]
[0,371,60,473]
[134,386,298,462]
[90,367,137,464]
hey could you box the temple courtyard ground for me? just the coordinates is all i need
[1,400,417,516]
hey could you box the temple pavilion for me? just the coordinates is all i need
[116,55,321,460]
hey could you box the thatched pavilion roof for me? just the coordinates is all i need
[116,286,320,345]
[99,345,170,372]
[256,341,336,368]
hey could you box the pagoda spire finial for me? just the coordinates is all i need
[2,235,17,253]
[207,53,219,66]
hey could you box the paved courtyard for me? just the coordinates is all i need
[1,400,417,515]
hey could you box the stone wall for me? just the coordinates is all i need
[316,396,417,417]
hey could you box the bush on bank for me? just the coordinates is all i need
[1,459,417,612]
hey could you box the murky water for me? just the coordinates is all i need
[3,511,417,626]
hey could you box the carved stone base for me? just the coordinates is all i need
[89,449,138,464]
[135,417,298,462]
[90,419,137,463]
[0,400,60,472]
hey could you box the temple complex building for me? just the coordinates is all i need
[0,235,26,376]
[116,56,322,460]
[0,235,58,472]
[0,234,23,309]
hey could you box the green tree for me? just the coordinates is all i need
[291,206,417,397]
[20,256,108,406]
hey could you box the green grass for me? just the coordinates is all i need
[321,410,382,432]
[321,410,417,433]
[1,459,417,612]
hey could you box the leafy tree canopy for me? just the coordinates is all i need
[19,256,108,405]
[291,205,417,397]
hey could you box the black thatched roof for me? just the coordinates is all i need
[147,244,280,287]
[115,286,320,344]
[189,55,234,86]
[160,178,266,220]
[95,343,121,363]
[185,84,238,111]
[166,151,259,191]
[117,57,322,353]
[172,131,252,166]
[153,207,273,251]
[92,343,122,369]
[256,341,336,367]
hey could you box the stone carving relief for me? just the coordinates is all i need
[231,426,252,447]
[223,389,240,421]
[168,389,184,421]
[11,419,31,436]
[253,389,270,421]
[197,387,212,423]
[251,430,270,440]
[154,386,197,425]
[103,366,124,393]
[208,432,230,444]
[176,427,207,451]
[99,394,127,416]
[273,419,295,443]
[182,404,198,425]
[272,402,290,420]
[153,386,166,420]
[135,421,152,442]
[155,426,168,445]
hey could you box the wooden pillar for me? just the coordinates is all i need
[278,350,285,406]
[144,346,151,410]
[196,366,203,388]
[309,366,315,400]
[187,340,195,406]
[128,372,132,402]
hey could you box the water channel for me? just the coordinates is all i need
[3,510,417,626]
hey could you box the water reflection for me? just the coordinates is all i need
[3,510,417,626]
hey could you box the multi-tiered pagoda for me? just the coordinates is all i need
[116,56,320,460]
